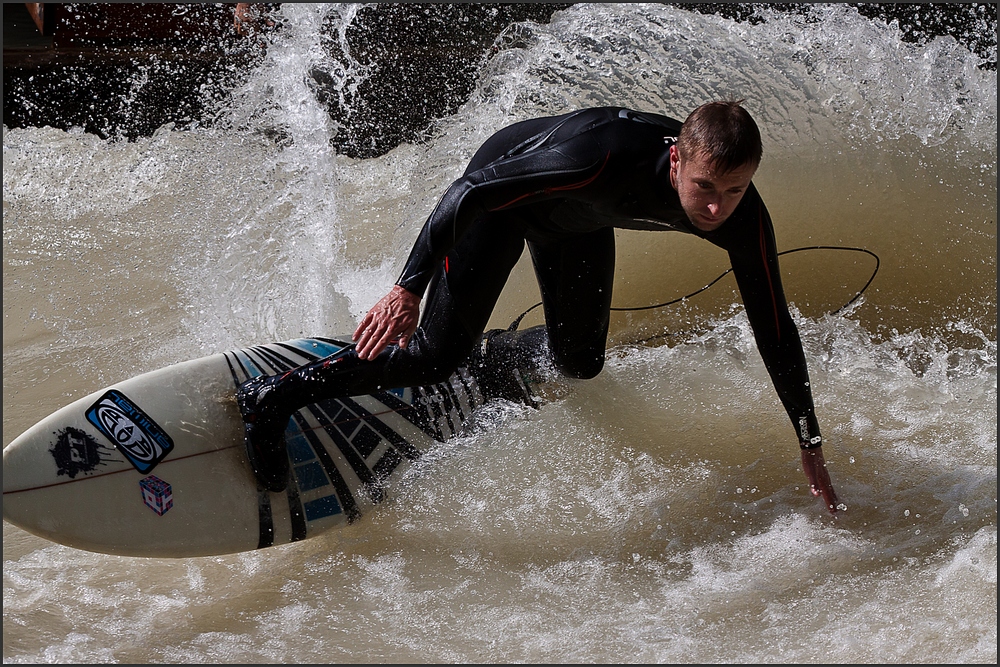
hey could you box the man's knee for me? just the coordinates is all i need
[553,348,605,380]
[548,321,607,380]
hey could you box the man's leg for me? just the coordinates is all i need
[526,227,615,379]
[239,214,528,491]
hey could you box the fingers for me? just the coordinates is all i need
[356,319,392,360]
[822,485,840,513]
[810,464,837,506]
[353,311,374,342]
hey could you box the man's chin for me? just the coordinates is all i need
[689,214,724,231]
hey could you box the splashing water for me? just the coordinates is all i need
[3,4,995,663]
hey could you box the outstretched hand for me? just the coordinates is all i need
[801,446,840,514]
[353,285,421,360]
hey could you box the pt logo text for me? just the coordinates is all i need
[86,389,174,474]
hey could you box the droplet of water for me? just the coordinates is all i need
[904,509,910,517]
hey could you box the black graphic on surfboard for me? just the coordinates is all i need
[49,427,113,479]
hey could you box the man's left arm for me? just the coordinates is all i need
[725,193,840,513]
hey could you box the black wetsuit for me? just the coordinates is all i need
[260,107,822,448]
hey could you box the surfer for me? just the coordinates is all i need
[237,101,840,512]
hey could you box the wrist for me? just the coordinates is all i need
[392,284,421,301]
[799,437,823,450]
[797,414,822,449]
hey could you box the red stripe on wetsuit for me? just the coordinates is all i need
[758,203,782,341]
[487,151,612,212]
[445,151,611,275]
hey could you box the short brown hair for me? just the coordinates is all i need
[677,100,762,173]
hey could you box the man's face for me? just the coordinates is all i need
[669,144,757,231]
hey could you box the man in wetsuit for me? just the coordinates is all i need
[238,101,840,512]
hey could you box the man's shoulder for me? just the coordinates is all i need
[559,107,681,131]
[611,108,681,130]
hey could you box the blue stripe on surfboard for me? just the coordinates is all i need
[283,338,348,360]
[232,349,268,378]
[235,347,358,530]
[285,423,340,533]
[287,432,317,465]
[253,345,300,372]
[226,346,350,543]
[290,410,359,522]
[293,461,329,492]
[307,402,385,504]
[245,347,284,375]
[303,495,342,522]
[246,343,395,487]
[340,397,423,460]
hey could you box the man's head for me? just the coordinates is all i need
[669,100,762,231]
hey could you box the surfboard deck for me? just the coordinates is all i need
[2,336,525,558]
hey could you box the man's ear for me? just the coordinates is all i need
[668,144,680,189]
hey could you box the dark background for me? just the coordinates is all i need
[3,3,996,159]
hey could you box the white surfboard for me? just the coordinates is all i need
[2,336,528,558]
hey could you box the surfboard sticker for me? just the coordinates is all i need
[139,475,174,516]
[85,389,174,474]
[49,427,115,478]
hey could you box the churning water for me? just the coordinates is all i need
[3,4,996,663]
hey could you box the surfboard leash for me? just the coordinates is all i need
[505,245,881,334]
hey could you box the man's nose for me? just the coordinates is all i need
[707,202,721,216]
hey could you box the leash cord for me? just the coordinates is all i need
[507,245,880,332]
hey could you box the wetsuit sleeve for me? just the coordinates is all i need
[726,195,823,449]
[395,132,611,296]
